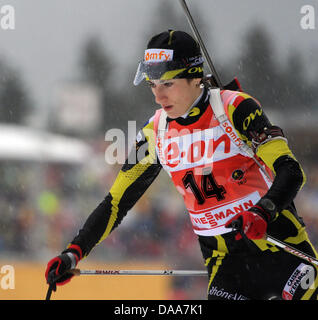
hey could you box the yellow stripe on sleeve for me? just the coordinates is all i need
[96,118,157,244]
[256,139,294,173]
[97,161,154,244]
[256,138,307,190]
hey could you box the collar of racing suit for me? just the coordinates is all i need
[166,87,210,125]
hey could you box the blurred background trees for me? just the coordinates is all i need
[0,57,32,125]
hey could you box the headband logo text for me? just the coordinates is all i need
[144,49,174,63]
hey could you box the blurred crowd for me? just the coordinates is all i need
[1,140,318,299]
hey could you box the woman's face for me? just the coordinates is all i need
[148,78,202,119]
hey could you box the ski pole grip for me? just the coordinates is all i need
[230,219,242,232]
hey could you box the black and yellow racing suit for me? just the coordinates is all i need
[68,86,318,300]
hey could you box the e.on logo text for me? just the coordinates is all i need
[157,128,236,171]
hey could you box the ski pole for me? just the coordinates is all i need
[266,235,318,267]
[178,0,223,88]
[45,269,208,300]
[45,283,56,301]
[231,219,318,266]
[67,236,318,274]
[70,269,208,276]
